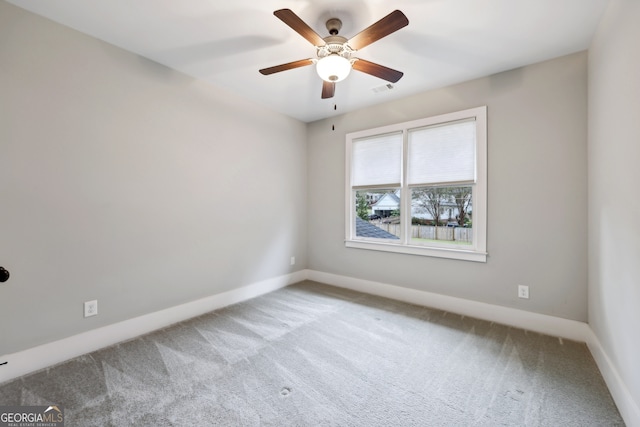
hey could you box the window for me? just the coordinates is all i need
[345,106,487,262]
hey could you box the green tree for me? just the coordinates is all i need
[356,192,370,221]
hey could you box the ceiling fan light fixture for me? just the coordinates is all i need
[316,54,351,83]
[260,9,408,99]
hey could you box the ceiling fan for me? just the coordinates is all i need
[259,9,409,99]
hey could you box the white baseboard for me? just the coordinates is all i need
[584,330,640,427]
[0,270,306,385]
[307,270,590,342]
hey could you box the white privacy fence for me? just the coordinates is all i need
[376,223,473,243]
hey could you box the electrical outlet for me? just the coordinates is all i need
[290,256,295,266]
[518,285,529,299]
[84,300,98,317]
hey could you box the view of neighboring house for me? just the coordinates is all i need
[369,190,470,224]
[365,193,382,205]
[370,192,400,218]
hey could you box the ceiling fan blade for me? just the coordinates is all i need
[274,9,326,47]
[321,81,335,99]
[259,59,314,75]
[352,59,404,83]
[348,10,409,51]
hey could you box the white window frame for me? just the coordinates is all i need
[345,106,487,262]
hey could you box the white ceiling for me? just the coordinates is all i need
[8,0,609,123]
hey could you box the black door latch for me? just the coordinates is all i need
[0,267,9,283]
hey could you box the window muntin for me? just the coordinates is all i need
[346,107,487,262]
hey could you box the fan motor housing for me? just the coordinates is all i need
[317,35,352,60]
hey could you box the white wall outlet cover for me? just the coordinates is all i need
[518,285,530,299]
[84,300,98,317]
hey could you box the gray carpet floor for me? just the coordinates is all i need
[0,281,624,426]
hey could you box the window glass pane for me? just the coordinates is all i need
[408,120,476,185]
[354,189,401,241]
[410,186,473,246]
[352,132,402,187]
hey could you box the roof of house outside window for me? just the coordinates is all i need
[355,217,399,239]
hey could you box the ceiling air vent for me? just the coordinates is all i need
[372,83,394,93]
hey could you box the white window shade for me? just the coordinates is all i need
[352,132,402,187]
[408,120,476,185]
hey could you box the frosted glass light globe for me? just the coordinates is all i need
[316,55,351,82]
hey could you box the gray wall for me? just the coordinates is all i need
[0,2,307,355]
[588,0,640,412]
[308,52,588,321]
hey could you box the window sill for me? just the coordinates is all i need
[345,240,487,263]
